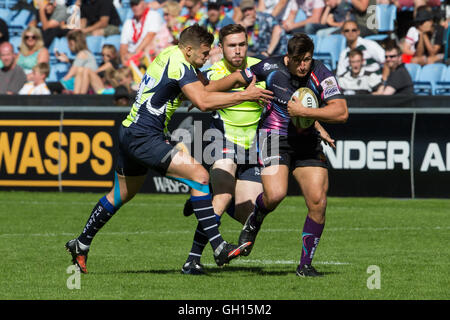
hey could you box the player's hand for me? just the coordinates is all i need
[243,76,273,104]
[287,95,307,117]
[318,128,336,148]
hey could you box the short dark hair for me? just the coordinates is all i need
[218,24,247,45]
[384,41,402,55]
[287,33,314,60]
[348,48,363,59]
[179,24,214,48]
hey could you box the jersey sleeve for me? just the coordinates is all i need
[315,62,345,102]
[176,63,200,88]
[239,58,275,84]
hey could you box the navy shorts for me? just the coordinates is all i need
[258,130,329,170]
[115,125,179,176]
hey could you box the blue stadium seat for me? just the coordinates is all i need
[8,9,32,37]
[314,34,345,71]
[9,35,21,53]
[413,63,447,95]
[0,8,11,22]
[376,4,396,32]
[55,37,75,60]
[404,63,421,82]
[117,6,132,24]
[86,35,104,64]
[47,62,70,82]
[103,34,121,52]
[295,9,307,22]
[444,27,450,63]
[434,65,450,95]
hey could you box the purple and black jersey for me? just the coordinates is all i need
[240,56,344,136]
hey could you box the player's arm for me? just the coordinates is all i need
[288,97,348,123]
[182,77,272,112]
[204,70,249,92]
[314,121,336,148]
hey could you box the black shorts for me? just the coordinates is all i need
[258,130,329,169]
[207,134,262,183]
[116,125,179,176]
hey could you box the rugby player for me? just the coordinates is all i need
[210,33,348,277]
[64,24,273,274]
[181,24,265,275]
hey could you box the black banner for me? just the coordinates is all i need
[0,108,449,198]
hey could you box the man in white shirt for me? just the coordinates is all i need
[281,0,325,34]
[336,20,385,77]
[19,62,51,95]
[119,0,163,66]
[338,49,382,94]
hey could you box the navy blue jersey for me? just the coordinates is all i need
[241,56,344,136]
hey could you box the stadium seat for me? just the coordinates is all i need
[86,35,104,64]
[117,6,132,24]
[376,4,396,33]
[103,34,121,52]
[295,9,307,22]
[47,62,70,82]
[8,9,32,37]
[0,8,11,22]
[434,65,450,96]
[55,37,75,60]
[444,27,450,63]
[404,63,421,82]
[314,34,345,71]
[413,63,447,95]
[9,35,21,53]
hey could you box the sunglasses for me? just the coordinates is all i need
[25,35,37,40]
[385,54,398,59]
[343,29,358,33]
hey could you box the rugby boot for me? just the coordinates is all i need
[65,239,89,274]
[214,241,252,267]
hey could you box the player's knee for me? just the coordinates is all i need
[266,190,286,210]
[306,193,327,215]
[191,169,210,186]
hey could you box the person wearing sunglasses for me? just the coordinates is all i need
[372,42,414,95]
[16,26,50,82]
[336,20,385,78]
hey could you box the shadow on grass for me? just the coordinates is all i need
[92,265,301,276]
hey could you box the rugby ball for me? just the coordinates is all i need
[290,87,318,129]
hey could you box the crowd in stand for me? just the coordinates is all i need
[0,0,449,100]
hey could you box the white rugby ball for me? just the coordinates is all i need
[290,87,318,129]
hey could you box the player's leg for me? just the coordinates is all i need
[238,164,289,254]
[167,150,250,268]
[233,166,263,224]
[182,158,237,273]
[65,172,147,273]
[292,166,328,277]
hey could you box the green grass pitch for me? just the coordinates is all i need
[0,191,448,300]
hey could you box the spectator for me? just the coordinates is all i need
[281,0,325,34]
[258,0,291,21]
[0,18,9,45]
[176,0,207,30]
[315,0,356,37]
[402,6,445,65]
[18,62,51,95]
[200,0,235,64]
[80,0,121,36]
[120,0,163,66]
[336,20,385,77]
[16,26,50,81]
[56,29,98,94]
[239,0,288,58]
[338,49,382,94]
[74,43,119,94]
[0,42,27,94]
[373,43,414,95]
[29,0,70,48]
[350,0,377,37]
[161,1,182,45]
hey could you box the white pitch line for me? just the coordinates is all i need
[0,226,447,238]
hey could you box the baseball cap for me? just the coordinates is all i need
[239,0,255,10]
[207,0,222,10]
